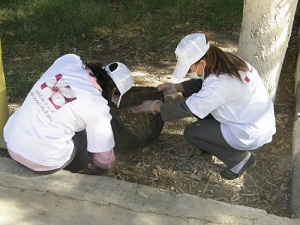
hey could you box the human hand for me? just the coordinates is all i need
[157,83,177,96]
[132,100,162,115]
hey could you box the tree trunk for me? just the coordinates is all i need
[237,0,298,101]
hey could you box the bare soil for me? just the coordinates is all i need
[1,9,299,218]
[102,24,298,217]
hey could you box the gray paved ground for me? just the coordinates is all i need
[0,157,299,225]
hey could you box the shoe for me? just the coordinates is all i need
[220,153,256,180]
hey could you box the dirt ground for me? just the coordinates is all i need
[100,24,298,218]
[107,40,295,218]
[1,9,299,218]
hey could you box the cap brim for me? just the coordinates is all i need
[172,62,190,79]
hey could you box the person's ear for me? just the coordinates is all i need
[200,59,206,68]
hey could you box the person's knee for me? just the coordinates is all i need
[183,123,194,143]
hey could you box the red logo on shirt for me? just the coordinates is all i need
[244,76,250,83]
[40,74,77,110]
[244,66,253,83]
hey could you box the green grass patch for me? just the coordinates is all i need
[0,0,243,101]
[1,0,243,46]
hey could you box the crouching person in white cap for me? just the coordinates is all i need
[4,54,133,174]
[134,33,276,180]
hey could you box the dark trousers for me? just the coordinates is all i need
[37,130,89,175]
[183,117,249,168]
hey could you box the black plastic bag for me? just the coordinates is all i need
[110,86,164,153]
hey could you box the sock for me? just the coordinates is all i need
[230,152,251,174]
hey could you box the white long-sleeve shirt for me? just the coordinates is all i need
[186,64,276,150]
[4,54,115,171]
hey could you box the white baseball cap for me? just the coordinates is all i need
[105,62,133,108]
[173,33,210,79]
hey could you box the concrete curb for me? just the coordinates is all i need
[290,26,300,219]
[0,157,299,225]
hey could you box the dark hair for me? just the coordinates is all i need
[199,44,249,81]
[85,62,120,101]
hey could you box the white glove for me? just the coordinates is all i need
[132,100,162,115]
[157,83,177,96]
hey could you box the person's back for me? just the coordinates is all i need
[4,54,114,169]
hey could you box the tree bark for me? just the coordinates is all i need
[237,0,298,101]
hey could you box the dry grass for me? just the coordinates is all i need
[1,13,299,217]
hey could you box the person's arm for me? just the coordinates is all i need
[153,101,194,121]
[93,149,115,170]
[180,79,203,98]
[160,102,194,121]
[158,79,202,98]
[174,83,184,93]
[134,99,194,121]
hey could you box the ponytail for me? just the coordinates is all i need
[202,44,249,81]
